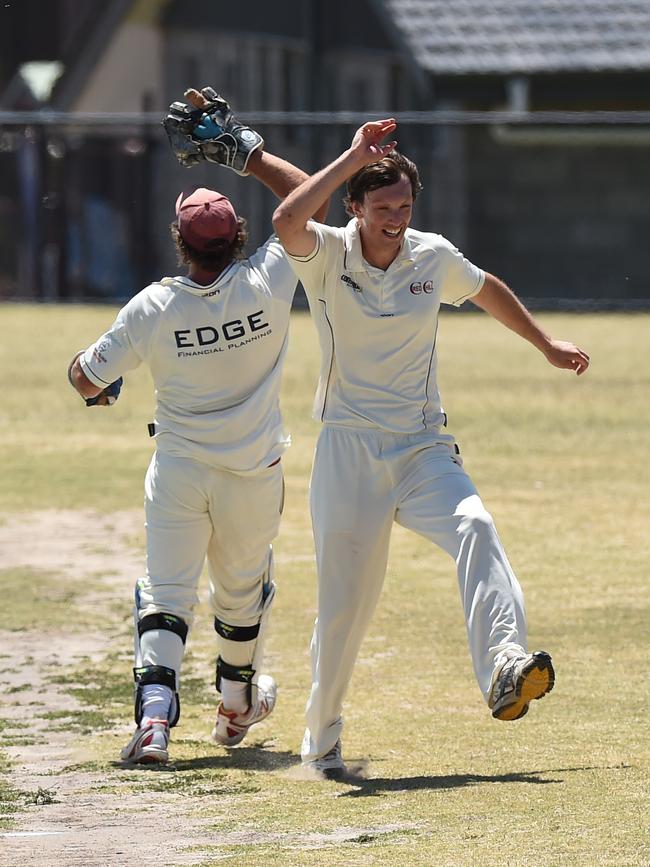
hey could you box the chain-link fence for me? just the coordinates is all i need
[2,110,650,308]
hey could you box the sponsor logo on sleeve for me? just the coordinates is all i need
[92,340,110,364]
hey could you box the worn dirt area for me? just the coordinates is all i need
[0,510,218,866]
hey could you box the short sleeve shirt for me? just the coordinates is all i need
[80,236,297,472]
[286,219,484,433]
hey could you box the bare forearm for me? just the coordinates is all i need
[273,118,397,254]
[471,273,591,374]
[247,151,328,222]
[274,149,359,235]
[472,274,551,352]
[247,150,307,199]
[68,354,102,399]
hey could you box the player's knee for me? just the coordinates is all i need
[459,509,496,540]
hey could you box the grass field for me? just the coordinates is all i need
[0,304,648,865]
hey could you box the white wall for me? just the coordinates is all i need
[72,22,163,112]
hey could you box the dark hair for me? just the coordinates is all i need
[170,217,249,272]
[343,150,423,216]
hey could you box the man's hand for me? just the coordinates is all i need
[163,86,264,175]
[68,352,124,405]
[543,340,590,375]
[348,119,397,168]
[84,378,123,406]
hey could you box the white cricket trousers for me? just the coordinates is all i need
[302,425,527,762]
[136,450,284,676]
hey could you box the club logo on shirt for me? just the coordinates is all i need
[341,274,363,293]
[410,280,434,295]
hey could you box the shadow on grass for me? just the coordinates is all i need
[115,741,299,774]
[338,766,601,797]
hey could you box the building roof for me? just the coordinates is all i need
[379,1,650,75]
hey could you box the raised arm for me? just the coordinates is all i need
[471,273,590,375]
[272,119,397,257]
[246,150,328,223]
[170,87,328,222]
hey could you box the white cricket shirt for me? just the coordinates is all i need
[287,219,485,433]
[80,236,296,472]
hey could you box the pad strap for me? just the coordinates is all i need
[138,612,188,644]
[214,617,260,642]
[215,656,255,693]
[133,665,180,727]
[133,664,176,690]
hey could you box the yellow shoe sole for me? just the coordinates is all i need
[492,652,555,721]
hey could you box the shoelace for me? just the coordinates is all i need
[494,662,517,699]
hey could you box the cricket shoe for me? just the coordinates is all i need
[120,718,170,764]
[302,740,346,781]
[211,674,277,747]
[489,651,555,721]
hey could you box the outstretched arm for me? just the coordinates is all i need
[184,88,328,222]
[471,273,590,375]
[272,118,397,256]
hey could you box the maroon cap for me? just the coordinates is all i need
[175,188,238,250]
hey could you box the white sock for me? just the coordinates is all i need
[141,683,173,722]
[220,678,249,714]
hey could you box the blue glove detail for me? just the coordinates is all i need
[193,113,225,140]
[85,377,123,407]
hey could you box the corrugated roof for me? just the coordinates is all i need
[380,1,650,74]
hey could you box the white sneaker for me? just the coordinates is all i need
[302,740,346,780]
[211,674,277,747]
[120,718,170,764]
[489,651,555,721]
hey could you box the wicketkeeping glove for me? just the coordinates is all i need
[85,377,123,407]
[162,86,264,175]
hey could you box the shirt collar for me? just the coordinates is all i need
[343,218,416,273]
[175,260,237,291]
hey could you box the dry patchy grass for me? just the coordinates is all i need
[0,304,648,865]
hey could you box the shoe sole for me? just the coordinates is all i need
[211,725,247,747]
[492,651,555,721]
[122,747,169,764]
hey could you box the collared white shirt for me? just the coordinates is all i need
[80,236,296,472]
[287,219,485,433]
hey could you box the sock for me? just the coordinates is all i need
[220,678,249,714]
[141,683,173,723]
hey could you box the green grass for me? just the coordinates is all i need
[0,567,82,630]
[0,743,24,828]
[0,304,649,863]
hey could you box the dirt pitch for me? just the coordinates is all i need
[0,510,229,866]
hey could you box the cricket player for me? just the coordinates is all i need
[272,118,590,778]
[67,90,326,764]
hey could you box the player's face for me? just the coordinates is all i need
[352,175,414,251]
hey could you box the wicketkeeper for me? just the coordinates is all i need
[68,88,326,764]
